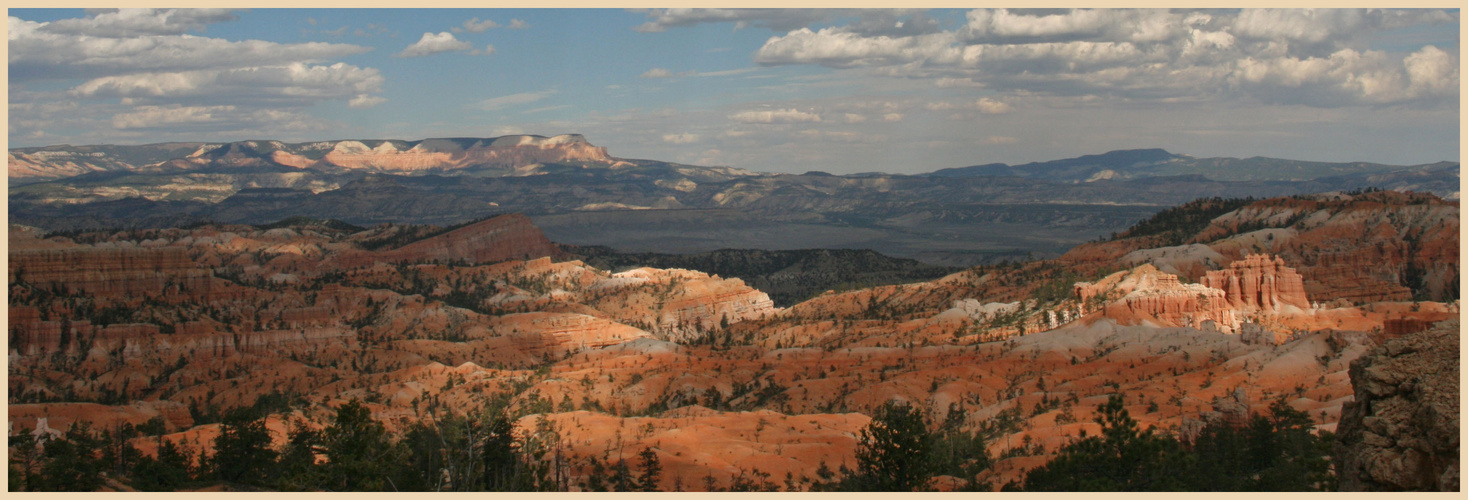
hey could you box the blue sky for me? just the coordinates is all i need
[8,8,1461,174]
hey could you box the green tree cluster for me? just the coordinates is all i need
[1021,394,1335,491]
[817,401,993,491]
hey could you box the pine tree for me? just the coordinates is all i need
[845,401,934,491]
[637,447,663,492]
[210,408,277,487]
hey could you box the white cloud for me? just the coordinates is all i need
[523,105,571,114]
[960,9,1188,45]
[633,8,832,33]
[108,105,329,134]
[1228,46,1460,107]
[881,112,903,122]
[71,62,384,102]
[458,17,500,33]
[983,135,1019,144]
[42,8,240,37]
[508,19,528,29]
[973,97,1013,114]
[9,16,371,80]
[935,77,984,88]
[842,113,867,123]
[750,8,1459,108]
[702,67,759,77]
[349,94,387,108]
[925,97,1012,114]
[476,90,557,111]
[663,133,700,143]
[111,104,234,129]
[642,67,757,78]
[8,10,386,144]
[632,9,935,36]
[755,28,962,68]
[729,108,823,123]
[397,32,473,57]
[470,44,496,56]
[1403,45,1457,98]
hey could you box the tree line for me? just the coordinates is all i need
[9,393,1334,491]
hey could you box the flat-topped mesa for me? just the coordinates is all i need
[1074,264,1239,332]
[1201,254,1310,312]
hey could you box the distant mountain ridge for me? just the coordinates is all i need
[10,136,1459,265]
[925,148,1455,183]
[8,134,620,182]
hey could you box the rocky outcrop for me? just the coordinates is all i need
[1074,264,1239,331]
[589,267,779,342]
[1201,254,1311,312]
[498,312,652,357]
[1337,319,1459,491]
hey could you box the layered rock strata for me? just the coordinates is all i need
[1201,254,1311,312]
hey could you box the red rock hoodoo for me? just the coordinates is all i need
[1201,253,1311,312]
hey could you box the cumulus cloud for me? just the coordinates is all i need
[476,90,557,111]
[750,8,1459,108]
[641,68,676,78]
[729,108,823,123]
[1228,45,1460,107]
[397,32,473,57]
[663,133,700,143]
[508,19,528,29]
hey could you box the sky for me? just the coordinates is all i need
[7,8,1461,175]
